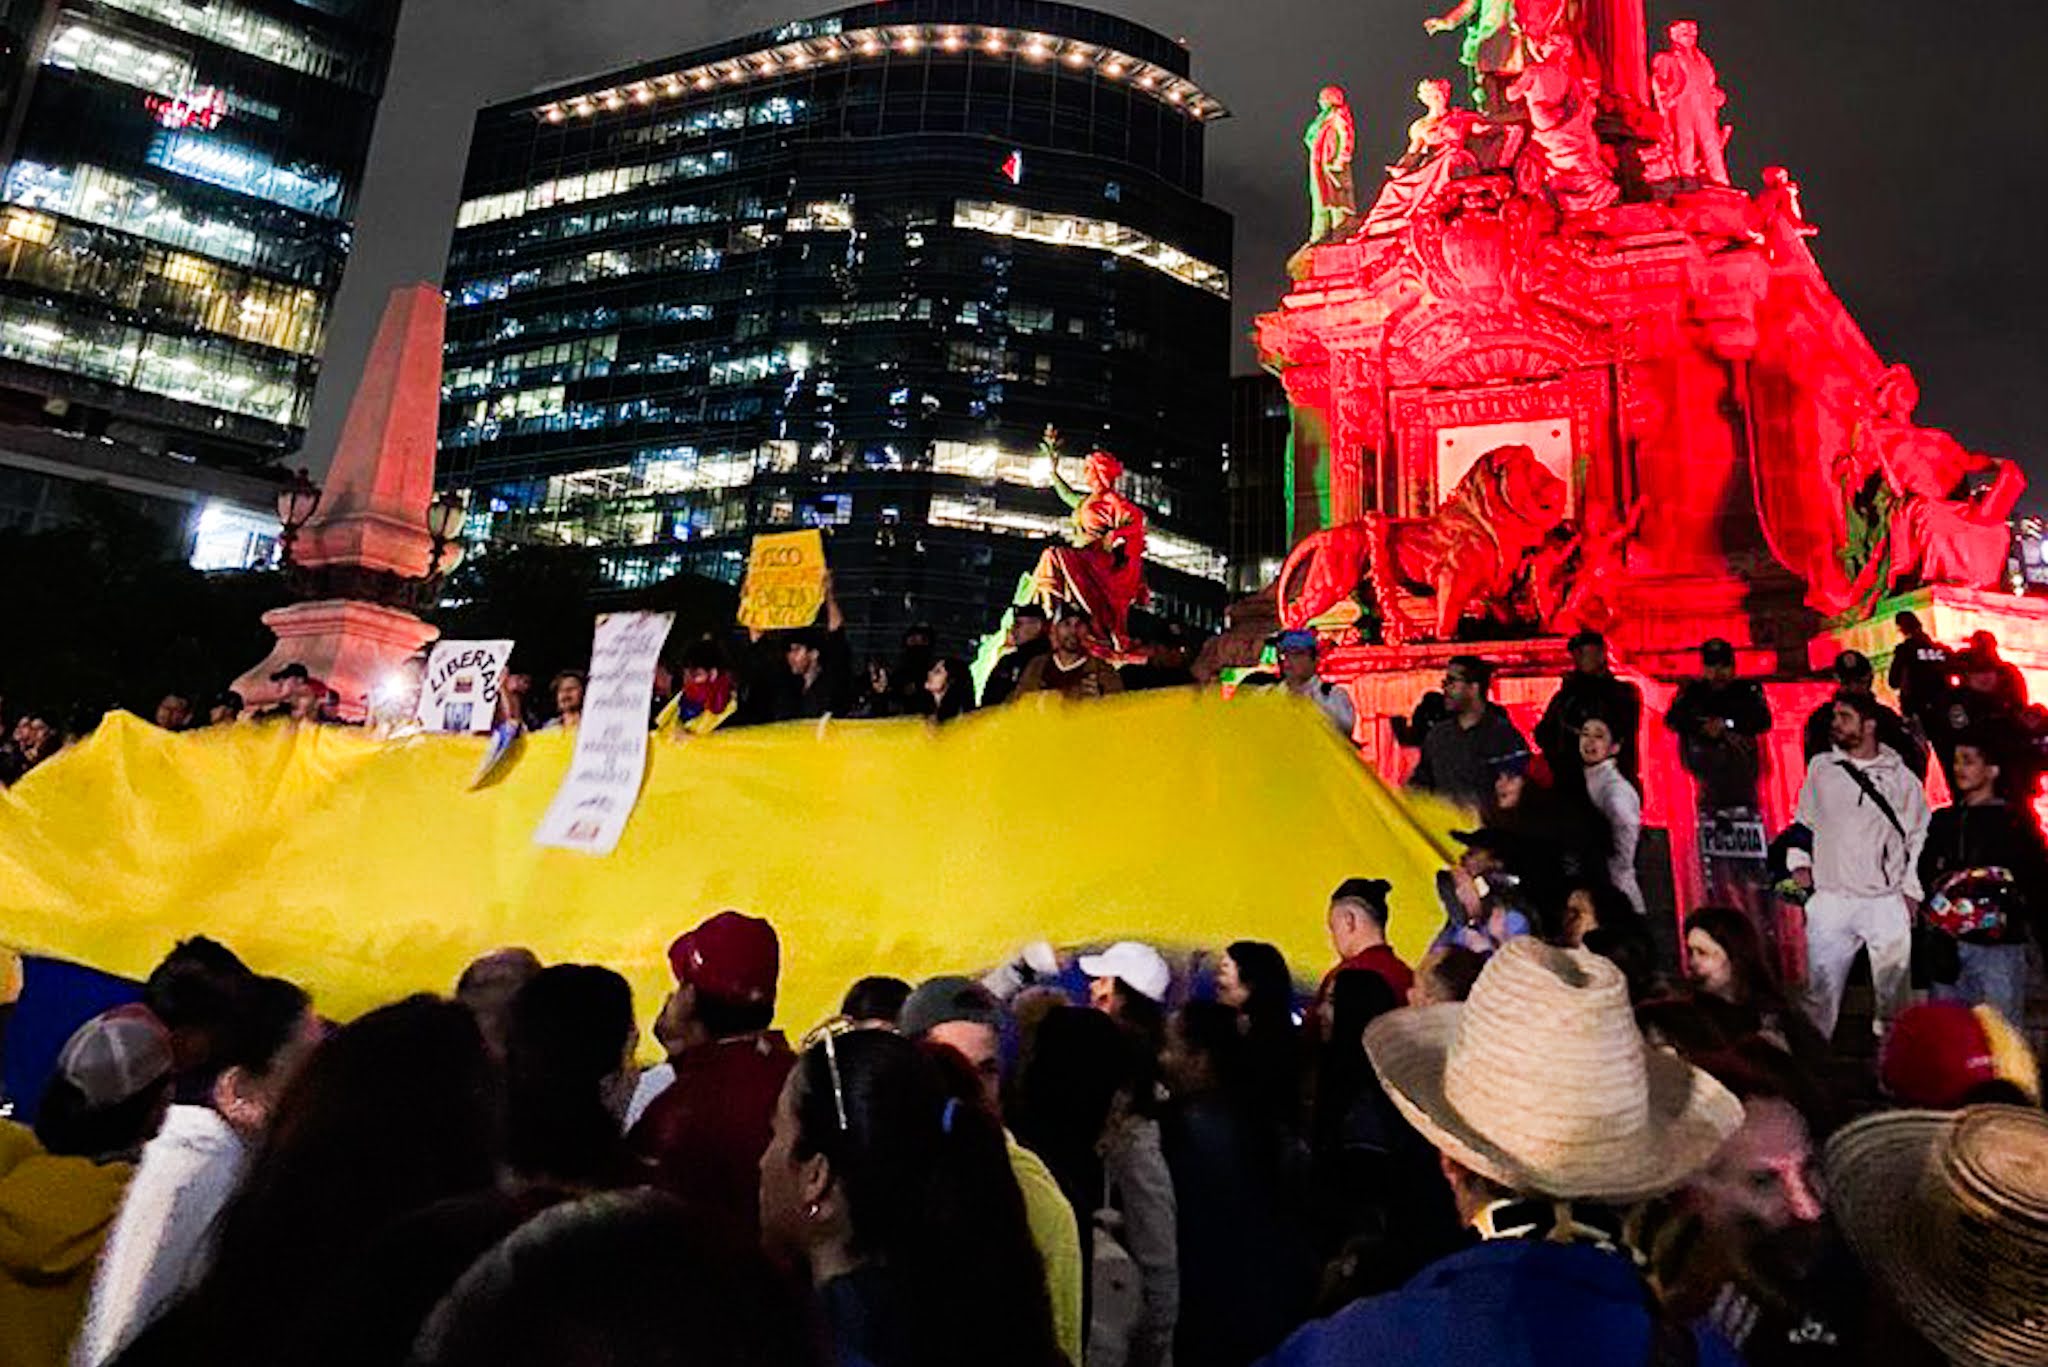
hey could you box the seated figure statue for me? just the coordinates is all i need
[1364,79,1486,236]
[1505,33,1620,213]
[1835,365,2025,604]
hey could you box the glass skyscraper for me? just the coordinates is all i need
[439,0,1233,655]
[0,0,401,467]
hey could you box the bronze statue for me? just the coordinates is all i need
[1364,79,1485,236]
[1303,86,1359,243]
[1651,19,1729,185]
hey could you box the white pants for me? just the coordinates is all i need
[1801,890,1912,1039]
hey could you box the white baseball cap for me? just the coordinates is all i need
[1077,942,1172,1004]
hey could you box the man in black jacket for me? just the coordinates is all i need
[1668,638,1775,920]
[1916,732,2047,1026]
[1535,630,1643,787]
[1411,656,1529,810]
[981,604,1050,707]
[1801,649,1927,780]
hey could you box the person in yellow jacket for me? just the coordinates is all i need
[0,1009,171,1367]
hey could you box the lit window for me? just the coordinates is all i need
[44,20,196,98]
[953,200,1230,298]
[89,0,370,88]
[147,130,344,217]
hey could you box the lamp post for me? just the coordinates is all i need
[424,490,466,578]
[274,467,322,567]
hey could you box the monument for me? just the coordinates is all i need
[231,285,458,721]
[1250,8,2041,916]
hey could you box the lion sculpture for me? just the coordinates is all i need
[1277,443,1569,642]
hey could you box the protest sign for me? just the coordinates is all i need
[415,639,512,734]
[737,529,826,630]
[533,612,674,855]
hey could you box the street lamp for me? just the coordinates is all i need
[274,467,321,566]
[425,490,466,577]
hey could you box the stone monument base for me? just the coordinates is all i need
[231,599,440,722]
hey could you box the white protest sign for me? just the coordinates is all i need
[533,612,674,856]
[415,639,513,734]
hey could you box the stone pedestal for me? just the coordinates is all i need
[231,601,441,721]
[231,282,449,721]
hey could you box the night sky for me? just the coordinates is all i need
[301,0,2048,496]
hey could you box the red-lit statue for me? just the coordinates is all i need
[1031,427,1150,651]
[1651,19,1729,186]
[1835,366,2024,606]
[1506,33,1620,212]
[1304,86,1359,243]
[1278,444,1569,642]
[1365,79,1485,237]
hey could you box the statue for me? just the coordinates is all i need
[1505,34,1620,213]
[1426,0,1600,111]
[1833,367,2025,605]
[1031,427,1150,652]
[1651,19,1729,185]
[1529,499,1645,635]
[1277,444,1569,643]
[1303,86,1358,243]
[1750,165,1818,269]
[1364,79,1486,236]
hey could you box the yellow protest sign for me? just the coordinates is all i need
[736,529,826,630]
[0,695,1461,1035]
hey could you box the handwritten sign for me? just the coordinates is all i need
[533,612,674,856]
[415,639,512,734]
[737,529,826,631]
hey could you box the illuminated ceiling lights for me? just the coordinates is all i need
[529,26,1226,124]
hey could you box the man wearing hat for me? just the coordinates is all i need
[1800,649,1927,780]
[1535,630,1643,788]
[627,911,794,1238]
[1668,639,1775,921]
[899,977,1083,1367]
[983,603,1051,706]
[1258,630,1357,737]
[1827,1105,2048,1367]
[1262,939,1744,1366]
[0,1009,173,1366]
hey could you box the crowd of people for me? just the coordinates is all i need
[1,870,2042,1367]
[1400,615,2048,1044]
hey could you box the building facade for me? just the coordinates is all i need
[438,0,1234,656]
[1226,371,1288,597]
[0,0,401,469]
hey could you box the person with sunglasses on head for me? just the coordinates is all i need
[759,1021,1060,1367]
[1409,657,1529,811]
[628,912,794,1241]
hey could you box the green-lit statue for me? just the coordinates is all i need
[1302,85,1358,244]
[1426,0,1576,111]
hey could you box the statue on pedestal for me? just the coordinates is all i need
[1031,428,1150,652]
[1364,79,1486,236]
[1505,33,1620,213]
[1277,444,1568,643]
[1835,366,2025,605]
[1303,86,1359,243]
[1651,20,1730,185]
[1750,166,1819,269]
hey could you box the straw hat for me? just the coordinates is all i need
[1826,1106,2048,1367]
[1364,938,1741,1203]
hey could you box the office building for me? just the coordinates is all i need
[1227,370,1288,596]
[439,0,1234,654]
[0,0,402,470]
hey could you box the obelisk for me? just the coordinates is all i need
[1583,0,1649,104]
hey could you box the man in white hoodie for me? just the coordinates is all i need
[1787,691,1931,1040]
[73,974,315,1366]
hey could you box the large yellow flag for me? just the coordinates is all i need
[0,692,1458,1034]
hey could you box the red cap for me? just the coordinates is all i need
[1880,1002,1995,1109]
[667,912,779,1007]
